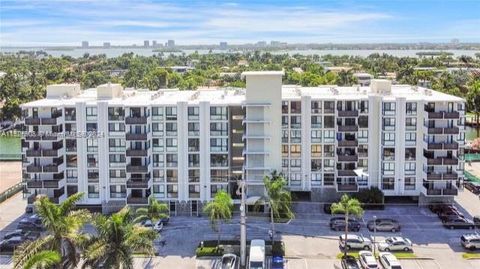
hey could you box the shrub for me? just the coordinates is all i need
[353,187,385,209]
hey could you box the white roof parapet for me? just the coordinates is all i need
[241,70,284,78]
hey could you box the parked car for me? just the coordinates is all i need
[324,203,333,214]
[339,234,372,250]
[271,255,284,269]
[443,217,475,230]
[428,203,448,214]
[379,252,402,269]
[464,181,480,195]
[3,229,39,241]
[217,253,237,269]
[358,250,379,269]
[249,239,265,269]
[0,236,25,253]
[431,204,457,215]
[439,210,464,222]
[367,218,400,232]
[341,255,360,269]
[141,219,154,229]
[331,219,361,232]
[473,216,480,228]
[154,220,164,232]
[377,237,413,252]
[17,219,44,231]
[329,217,345,228]
[461,233,480,250]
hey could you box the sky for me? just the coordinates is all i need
[1,0,480,46]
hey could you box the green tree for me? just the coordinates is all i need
[143,67,169,90]
[134,196,169,223]
[330,195,364,257]
[23,250,61,269]
[467,80,480,137]
[203,190,233,245]
[257,171,294,243]
[13,193,91,269]
[81,71,108,89]
[82,207,157,269]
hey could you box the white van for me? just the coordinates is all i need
[248,239,265,269]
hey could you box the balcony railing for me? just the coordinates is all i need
[25,117,41,125]
[26,149,42,157]
[337,170,357,177]
[126,165,148,173]
[427,143,443,150]
[443,127,459,134]
[337,183,359,192]
[126,179,150,188]
[443,142,459,150]
[127,195,149,204]
[26,165,42,173]
[423,186,458,196]
[444,111,460,119]
[26,180,43,188]
[337,110,359,117]
[426,127,443,134]
[41,118,59,125]
[42,149,60,157]
[25,135,42,141]
[337,154,358,162]
[337,140,358,147]
[43,179,61,188]
[427,112,443,119]
[125,116,147,124]
[337,125,359,132]
[126,149,148,156]
[126,133,148,140]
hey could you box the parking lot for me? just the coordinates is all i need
[1,191,480,268]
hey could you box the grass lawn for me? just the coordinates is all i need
[336,252,417,259]
[462,253,480,259]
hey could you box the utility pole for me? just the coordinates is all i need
[237,180,247,268]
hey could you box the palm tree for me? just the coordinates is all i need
[257,172,294,243]
[330,194,364,257]
[13,193,91,269]
[133,196,169,224]
[467,80,480,137]
[82,207,158,269]
[23,250,61,269]
[203,190,233,246]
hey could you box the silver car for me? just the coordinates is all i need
[367,219,400,232]
[378,237,413,252]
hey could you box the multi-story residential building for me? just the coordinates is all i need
[21,72,466,214]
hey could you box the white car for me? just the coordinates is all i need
[218,253,237,269]
[461,233,480,250]
[154,220,164,232]
[339,234,372,250]
[379,252,402,269]
[358,250,379,269]
[377,237,412,252]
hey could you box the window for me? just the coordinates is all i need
[406,102,417,115]
[211,138,228,152]
[187,122,199,136]
[324,116,334,128]
[282,145,288,156]
[166,138,177,151]
[210,122,228,136]
[152,123,164,135]
[189,185,200,198]
[210,106,228,120]
[324,145,334,157]
[311,173,322,186]
[290,116,301,129]
[166,154,178,167]
[290,101,301,113]
[290,130,301,143]
[153,139,164,151]
[188,154,200,167]
[165,122,177,136]
[358,116,368,128]
[359,100,369,113]
[153,170,165,182]
[66,155,77,168]
[188,106,199,120]
[311,116,322,128]
[108,107,125,120]
[405,133,416,143]
[323,130,335,143]
[88,185,99,198]
[311,130,322,143]
[87,139,98,152]
[382,163,395,175]
[210,154,228,167]
[358,130,368,142]
[188,138,200,152]
[109,139,125,152]
[87,170,99,181]
[382,118,395,131]
[311,159,322,171]
[405,148,416,160]
[153,154,164,167]
[290,145,301,156]
[382,133,395,146]
[65,108,76,121]
[109,169,126,179]
[290,159,301,168]
[211,170,228,182]
[166,170,178,182]
[324,101,335,113]
[289,173,302,186]
[152,107,164,120]
[404,177,416,190]
[108,123,125,133]
[282,101,289,113]
[165,107,177,120]
[382,102,396,115]
[324,159,334,171]
[86,123,97,132]
[110,185,126,198]
[404,162,416,175]
[86,107,97,120]
[282,116,288,128]
[383,148,395,161]
[87,154,98,168]
[311,145,322,157]
[167,184,178,198]
[311,101,321,113]
[381,178,395,190]
[189,170,200,182]
[405,118,416,130]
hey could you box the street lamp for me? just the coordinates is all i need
[236,180,247,268]
[373,215,377,256]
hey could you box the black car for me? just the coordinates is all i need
[331,219,361,232]
[464,181,480,195]
[3,229,39,241]
[18,219,44,231]
[474,216,480,228]
[439,210,464,222]
[443,217,475,230]
[341,255,360,269]
[0,237,25,253]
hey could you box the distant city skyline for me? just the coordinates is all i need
[1,0,480,46]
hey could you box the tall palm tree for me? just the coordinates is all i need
[133,196,169,223]
[257,172,294,243]
[331,194,364,257]
[82,207,158,269]
[203,190,233,246]
[13,193,91,269]
[23,250,61,269]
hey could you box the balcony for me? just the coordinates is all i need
[444,111,460,119]
[25,135,42,141]
[126,164,148,173]
[126,179,150,188]
[442,188,458,195]
[337,183,359,192]
[337,125,358,132]
[126,149,148,156]
[443,157,458,165]
[338,110,359,117]
[427,143,443,150]
[422,186,458,196]
[42,134,60,140]
[25,117,41,125]
[26,180,43,188]
[426,127,443,134]
[338,140,358,147]
[427,112,443,119]
[125,116,147,124]
[42,149,60,157]
[425,172,442,180]
[127,195,149,204]
[27,194,36,204]
[443,142,459,150]
[41,118,59,125]
[43,179,62,188]
[337,170,357,177]
[26,149,42,157]
[337,154,358,162]
[43,163,62,173]
[443,127,459,134]
[426,157,442,165]
[126,133,148,140]
[442,172,458,180]
[26,165,42,173]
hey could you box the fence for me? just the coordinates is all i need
[0,182,24,203]
[466,153,480,162]
[464,170,480,183]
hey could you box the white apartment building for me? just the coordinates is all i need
[21,72,466,214]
